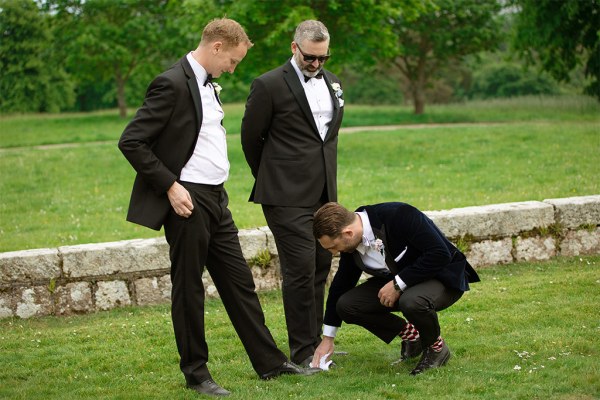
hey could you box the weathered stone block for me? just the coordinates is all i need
[250,264,281,292]
[258,226,279,256]
[60,238,169,278]
[426,201,554,239]
[0,290,15,318]
[54,282,93,315]
[95,280,131,311]
[15,286,53,318]
[238,229,269,261]
[201,271,219,298]
[467,238,513,267]
[135,275,171,306]
[560,228,600,256]
[544,195,600,229]
[515,236,556,262]
[0,248,60,285]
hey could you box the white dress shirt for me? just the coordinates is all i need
[290,58,334,141]
[179,52,229,185]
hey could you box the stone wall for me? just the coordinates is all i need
[1,195,598,319]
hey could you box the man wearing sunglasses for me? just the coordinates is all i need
[241,20,344,368]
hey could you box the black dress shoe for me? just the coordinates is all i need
[401,338,423,360]
[186,379,231,397]
[410,342,451,375]
[260,361,321,380]
[299,355,313,368]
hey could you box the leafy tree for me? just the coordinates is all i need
[385,0,503,114]
[48,0,214,117]
[511,0,600,100]
[219,0,429,100]
[0,0,74,113]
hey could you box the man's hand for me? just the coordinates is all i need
[312,336,335,368]
[378,281,401,308]
[167,182,194,217]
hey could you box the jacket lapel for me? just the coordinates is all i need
[182,57,202,133]
[282,61,321,137]
[367,208,399,275]
[373,225,399,274]
[322,72,340,142]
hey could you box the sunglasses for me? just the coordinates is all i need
[296,43,330,63]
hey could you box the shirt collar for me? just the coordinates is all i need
[186,52,210,85]
[356,211,375,255]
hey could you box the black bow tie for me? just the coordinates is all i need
[204,74,213,86]
[304,72,323,82]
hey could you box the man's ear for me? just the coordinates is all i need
[212,41,223,53]
[341,226,354,239]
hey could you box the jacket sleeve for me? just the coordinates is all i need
[394,206,453,287]
[323,252,363,327]
[118,74,178,194]
[240,78,273,178]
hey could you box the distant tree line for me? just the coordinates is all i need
[1,0,597,116]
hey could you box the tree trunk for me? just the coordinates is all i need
[412,58,427,115]
[412,85,426,115]
[116,69,127,118]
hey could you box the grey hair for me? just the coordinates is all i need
[293,20,330,44]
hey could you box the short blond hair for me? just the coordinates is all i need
[201,18,253,49]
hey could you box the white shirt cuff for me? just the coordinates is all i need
[323,325,339,338]
[395,275,408,291]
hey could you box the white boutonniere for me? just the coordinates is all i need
[212,82,222,96]
[371,238,384,254]
[331,82,344,107]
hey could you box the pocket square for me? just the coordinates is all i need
[394,246,408,262]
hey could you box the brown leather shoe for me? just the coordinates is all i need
[401,338,423,360]
[260,361,321,380]
[186,379,231,397]
[410,342,451,375]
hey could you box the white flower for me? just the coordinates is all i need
[330,82,344,107]
[212,82,222,95]
[369,238,384,255]
[513,365,521,370]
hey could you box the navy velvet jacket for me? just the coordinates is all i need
[323,202,480,328]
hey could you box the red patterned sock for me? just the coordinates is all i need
[431,336,444,352]
[399,322,420,341]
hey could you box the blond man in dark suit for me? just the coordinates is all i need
[119,18,316,397]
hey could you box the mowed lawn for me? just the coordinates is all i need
[0,96,598,252]
[0,256,598,399]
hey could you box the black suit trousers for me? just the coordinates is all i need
[262,202,332,364]
[164,183,286,384]
[335,277,463,347]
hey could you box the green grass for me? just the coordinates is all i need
[1,256,598,399]
[0,96,598,252]
[1,95,597,148]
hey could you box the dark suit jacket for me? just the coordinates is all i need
[118,56,203,230]
[241,60,344,207]
[323,202,481,328]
